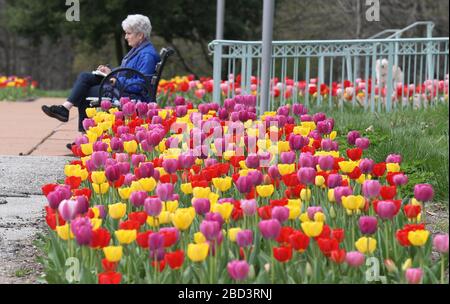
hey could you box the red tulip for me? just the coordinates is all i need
[346,148,363,161]
[257,206,272,220]
[317,237,339,257]
[165,250,184,270]
[128,211,148,226]
[288,231,310,252]
[404,205,421,219]
[119,220,141,231]
[331,228,345,243]
[98,271,122,284]
[90,228,111,249]
[101,258,118,272]
[372,162,386,177]
[380,185,397,200]
[136,231,153,248]
[273,245,293,262]
[330,249,346,264]
[276,226,295,245]
[41,183,58,196]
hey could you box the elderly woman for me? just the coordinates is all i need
[42,14,160,140]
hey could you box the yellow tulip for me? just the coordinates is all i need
[56,224,74,240]
[287,206,301,220]
[187,243,209,262]
[299,212,310,223]
[212,177,232,192]
[91,207,100,218]
[228,228,242,242]
[85,107,97,118]
[301,221,324,237]
[123,140,138,154]
[115,229,137,245]
[103,246,123,262]
[277,141,290,153]
[355,237,377,254]
[90,218,102,230]
[108,202,127,220]
[278,164,296,176]
[93,182,109,194]
[314,212,326,222]
[256,185,275,198]
[193,187,211,199]
[212,202,234,221]
[386,163,401,173]
[146,211,172,227]
[328,189,335,202]
[338,160,358,173]
[163,200,179,213]
[118,187,131,200]
[180,183,193,194]
[315,175,325,187]
[209,192,219,205]
[81,143,93,155]
[171,208,195,230]
[138,177,156,192]
[342,195,365,211]
[402,258,412,271]
[194,232,207,244]
[300,188,311,201]
[408,230,430,246]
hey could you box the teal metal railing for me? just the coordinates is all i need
[209,23,448,113]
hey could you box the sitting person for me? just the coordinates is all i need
[41,14,160,146]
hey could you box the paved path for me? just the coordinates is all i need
[0,98,80,156]
[0,98,78,283]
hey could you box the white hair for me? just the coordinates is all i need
[122,14,152,40]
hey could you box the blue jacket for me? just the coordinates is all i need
[116,41,160,97]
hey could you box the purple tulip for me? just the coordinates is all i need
[355,137,370,150]
[362,180,381,198]
[333,186,353,204]
[136,162,154,179]
[123,173,137,186]
[131,154,146,168]
[94,205,107,219]
[204,212,224,227]
[148,232,165,250]
[297,167,316,185]
[386,154,402,164]
[149,248,166,262]
[236,175,253,194]
[156,183,174,201]
[433,234,449,253]
[82,119,95,131]
[327,174,342,189]
[93,141,109,152]
[280,151,296,164]
[122,102,135,117]
[405,268,423,284]
[414,184,434,202]
[312,112,326,123]
[240,199,257,216]
[346,251,365,267]
[162,158,179,174]
[347,130,361,145]
[144,197,162,217]
[307,206,323,221]
[136,102,148,117]
[245,154,260,169]
[316,119,333,135]
[271,206,289,223]
[130,191,147,207]
[236,230,253,248]
[227,260,250,281]
[292,103,307,116]
[318,155,334,171]
[100,99,112,111]
[47,190,65,210]
[105,164,121,182]
[359,158,374,174]
[247,170,263,186]
[258,219,281,239]
[192,198,210,216]
[200,220,221,241]
[376,200,397,220]
[289,134,308,151]
[174,96,186,106]
[268,165,281,180]
[358,216,378,235]
[58,199,79,221]
[299,153,315,168]
[392,174,408,186]
[110,137,124,152]
[75,195,89,215]
[71,217,93,245]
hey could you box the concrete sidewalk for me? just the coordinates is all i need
[0,98,80,156]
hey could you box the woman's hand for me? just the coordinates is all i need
[97,65,112,75]
[109,77,117,86]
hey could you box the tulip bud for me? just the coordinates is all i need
[384,259,398,273]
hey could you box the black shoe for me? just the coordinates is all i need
[66,142,75,151]
[41,105,69,122]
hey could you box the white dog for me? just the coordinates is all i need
[376,58,404,87]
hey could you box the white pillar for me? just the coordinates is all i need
[260,0,275,114]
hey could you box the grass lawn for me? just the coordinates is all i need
[309,102,449,206]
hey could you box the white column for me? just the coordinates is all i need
[260,0,275,114]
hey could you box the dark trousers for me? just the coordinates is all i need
[68,72,103,132]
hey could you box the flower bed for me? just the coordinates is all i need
[157,74,449,109]
[0,75,38,101]
[40,94,448,284]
